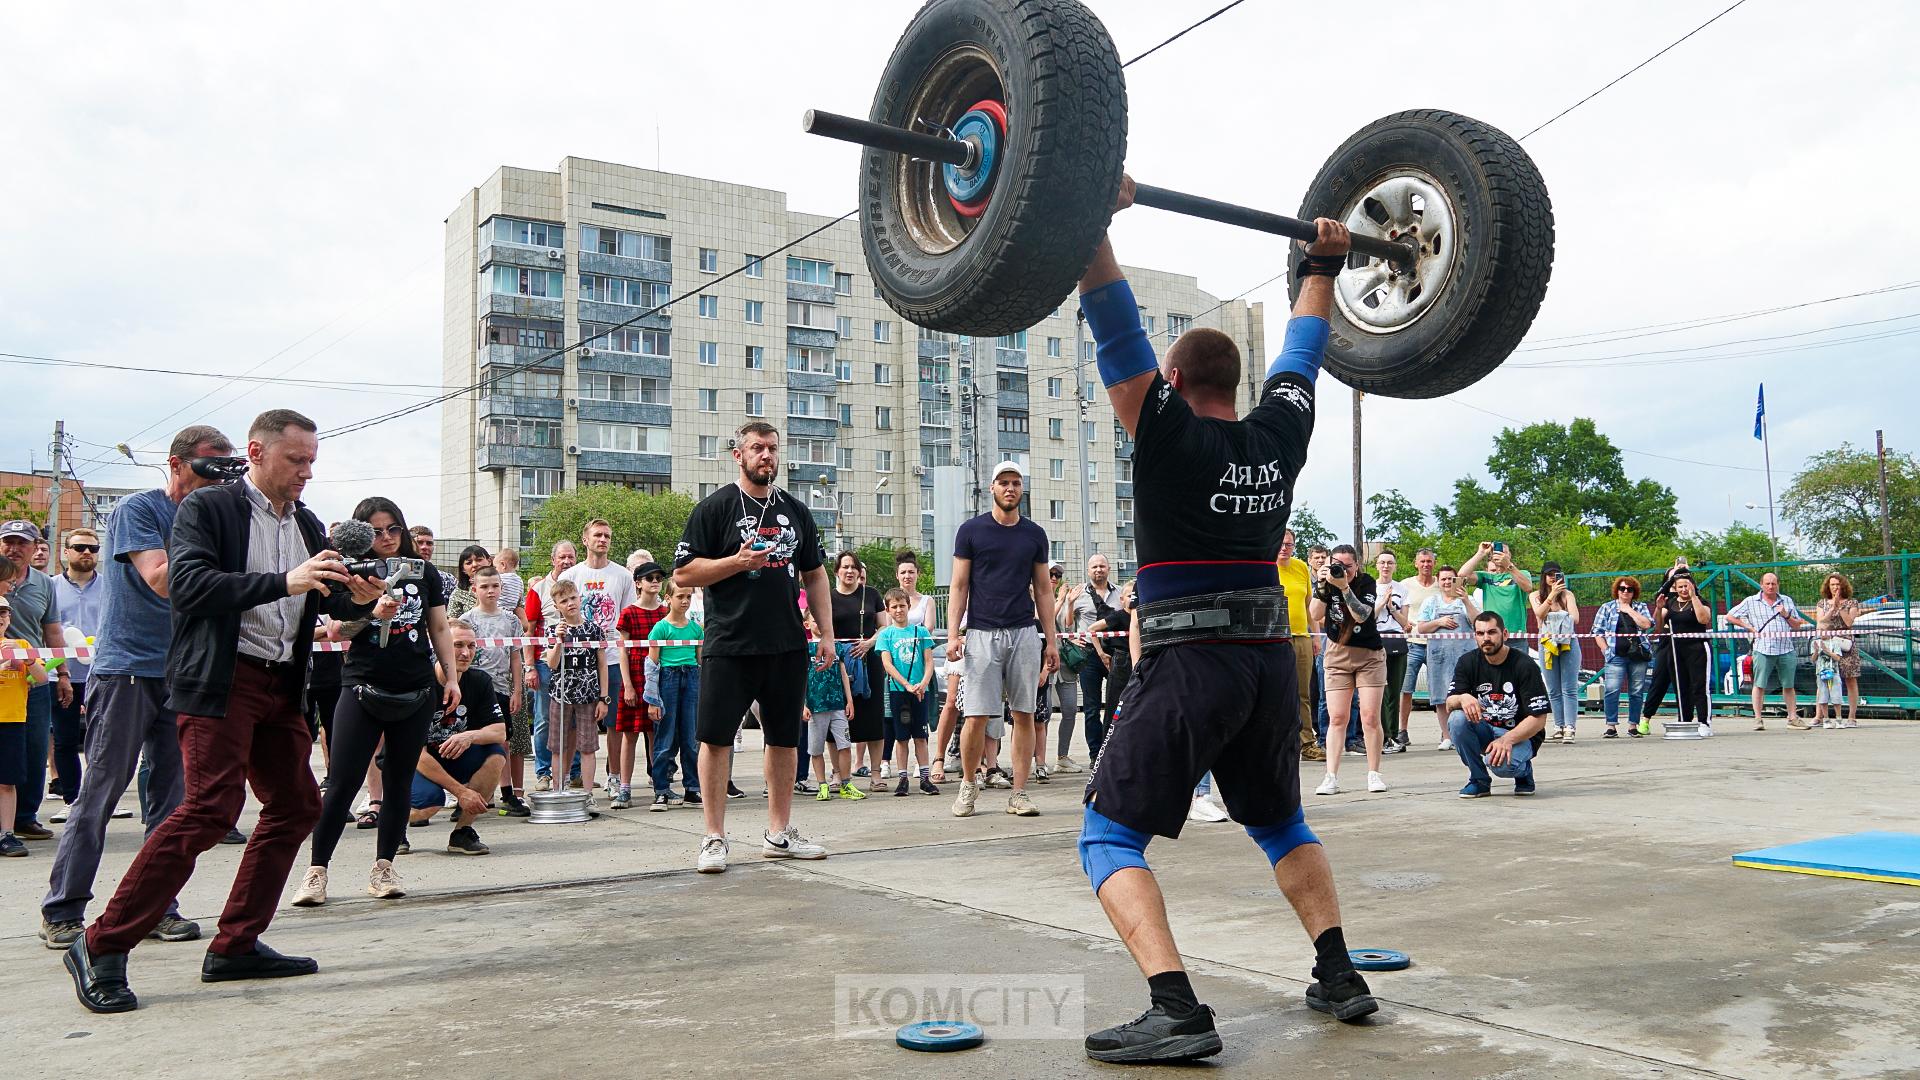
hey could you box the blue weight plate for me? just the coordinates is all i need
[897,1020,985,1052]
[1348,948,1411,971]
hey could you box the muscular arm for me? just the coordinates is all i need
[1079,237,1157,440]
[945,558,972,658]
[801,565,836,649]
[674,554,742,590]
[130,549,169,598]
[1500,711,1550,748]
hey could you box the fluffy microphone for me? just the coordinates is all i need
[327,519,375,559]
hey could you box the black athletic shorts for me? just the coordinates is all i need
[698,651,809,749]
[1085,641,1300,839]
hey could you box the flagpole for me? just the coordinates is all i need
[1762,415,1778,562]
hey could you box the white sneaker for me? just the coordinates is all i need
[1054,756,1084,774]
[1005,790,1039,817]
[952,782,978,818]
[367,859,405,899]
[696,834,729,873]
[291,866,328,907]
[1205,792,1231,821]
[763,825,827,860]
[50,807,68,823]
[1437,739,1453,751]
[1698,723,1715,738]
[879,762,894,780]
[1367,771,1389,793]
[1187,795,1229,823]
[1315,773,1341,796]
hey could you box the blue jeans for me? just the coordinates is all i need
[16,683,53,828]
[1079,662,1110,761]
[651,665,700,795]
[1542,638,1582,731]
[1602,654,1651,729]
[1401,641,1428,695]
[1193,770,1214,797]
[1312,653,1329,748]
[1448,711,1535,784]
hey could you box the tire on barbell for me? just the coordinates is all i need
[861,0,1126,336]
[1288,110,1554,398]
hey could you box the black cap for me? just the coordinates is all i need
[632,561,666,581]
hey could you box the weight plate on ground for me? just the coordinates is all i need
[1289,110,1555,398]
[897,1020,985,1052]
[862,0,1126,336]
[1348,948,1412,971]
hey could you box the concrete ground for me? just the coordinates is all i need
[5,712,1919,1078]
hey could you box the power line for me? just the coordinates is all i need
[0,352,443,394]
[1520,0,1753,141]
[1508,311,1920,369]
[1121,0,1254,68]
[1518,280,1920,351]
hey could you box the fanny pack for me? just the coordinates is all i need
[353,683,434,722]
[1137,586,1290,655]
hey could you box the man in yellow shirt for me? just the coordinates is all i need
[1276,529,1322,761]
[2,594,53,857]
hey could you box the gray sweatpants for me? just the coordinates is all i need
[41,675,186,924]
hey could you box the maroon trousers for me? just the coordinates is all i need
[89,658,321,957]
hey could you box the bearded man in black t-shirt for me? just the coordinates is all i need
[1443,611,1551,798]
[1069,180,1377,1064]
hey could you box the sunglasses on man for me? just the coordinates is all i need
[67,544,100,554]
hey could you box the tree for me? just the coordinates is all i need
[850,538,934,584]
[1781,443,1920,560]
[1433,419,1679,539]
[0,486,44,529]
[524,484,696,577]
[1288,503,1336,549]
[1366,489,1426,544]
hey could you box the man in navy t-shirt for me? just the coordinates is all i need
[945,461,1058,820]
[40,425,234,949]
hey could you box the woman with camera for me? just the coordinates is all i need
[1593,576,1654,739]
[1814,573,1862,727]
[293,497,459,906]
[1531,562,1584,741]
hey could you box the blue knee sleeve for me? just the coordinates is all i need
[1245,807,1318,866]
[1079,804,1151,894]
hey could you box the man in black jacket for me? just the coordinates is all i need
[65,409,386,1014]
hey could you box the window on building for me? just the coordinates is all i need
[997,411,1028,434]
[1049,417,1064,440]
[745,346,765,369]
[788,391,830,417]
[1050,541,1065,562]
[787,345,832,373]
[1080,340,1095,361]
[698,295,718,319]
[1144,315,1156,336]
[920,443,951,469]
[579,373,667,404]
[698,388,719,412]
[1117,497,1133,525]
[744,300,764,324]
[873,363,893,385]
[520,467,561,498]
[490,217,564,249]
[837,447,855,470]
[577,422,668,454]
[1049,499,1065,521]
[484,317,564,349]
[578,274,669,308]
[1046,337,1062,358]
[1049,458,1065,481]
[488,266,563,298]
[1120,539,1136,564]
[1046,377,1062,398]
[875,406,893,430]
[835,356,853,383]
[698,340,718,365]
[839,402,853,426]
[876,493,895,517]
[835,315,853,338]
[1118,459,1134,483]
[787,301,833,329]
[1089,500,1099,522]
[745,255,764,278]
[484,417,560,447]
[699,436,720,459]
[746,392,766,417]
[875,450,893,473]
[995,331,1027,351]
[699,247,718,273]
[788,436,833,464]
[519,518,538,549]
[1168,314,1192,337]
[581,226,670,262]
[483,367,561,399]
[1086,460,1098,483]
[787,257,833,285]
[873,320,893,343]
[699,482,718,498]
[580,323,669,357]
[1084,421,1098,444]
[834,271,854,295]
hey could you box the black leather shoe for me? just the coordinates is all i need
[65,936,138,1013]
[1085,1003,1222,1063]
[200,941,319,983]
[1305,968,1379,1022]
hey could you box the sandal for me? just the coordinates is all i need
[355,802,382,830]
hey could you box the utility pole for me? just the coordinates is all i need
[958,335,983,514]
[1350,390,1364,551]
[1877,429,1898,597]
[1074,311,1093,567]
[46,420,66,552]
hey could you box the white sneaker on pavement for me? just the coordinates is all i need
[1054,756,1084,774]
[952,782,978,818]
[1315,773,1341,796]
[1187,796,1229,823]
[762,825,828,860]
[1437,739,1453,751]
[697,834,729,873]
[1367,771,1388,793]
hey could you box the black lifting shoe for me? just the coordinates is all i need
[1085,1002,1223,1064]
[1305,967,1379,1022]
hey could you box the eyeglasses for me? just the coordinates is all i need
[67,544,100,554]
[1048,571,1063,579]
[374,524,406,537]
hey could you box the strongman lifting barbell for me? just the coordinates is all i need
[803,0,1555,398]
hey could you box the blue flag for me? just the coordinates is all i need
[1753,384,1765,440]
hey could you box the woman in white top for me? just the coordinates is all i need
[1415,567,1478,751]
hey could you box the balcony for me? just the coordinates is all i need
[578,300,671,330]
[484,292,563,320]
[578,352,670,379]
[786,370,836,394]
[787,326,835,349]
[1116,523,1134,540]
[576,250,671,282]
[787,462,837,486]
[478,243,565,272]
[787,415,838,439]
[786,281,835,304]
[574,450,671,476]
[1115,481,1133,500]
[1114,439,1133,461]
[577,399,671,427]
[478,444,563,471]
[998,389,1029,411]
[478,395,563,421]
[994,349,1028,371]
[918,339,951,359]
[997,432,1030,452]
[479,343,562,370]
[809,505,839,530]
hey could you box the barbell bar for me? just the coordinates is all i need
[802,108,1418,269]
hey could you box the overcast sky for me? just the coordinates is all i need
[4,1,1915,549]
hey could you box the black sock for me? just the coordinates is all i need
[1313,926,1353,979]
[501,785,516,799]
[1147,970,1199,1015]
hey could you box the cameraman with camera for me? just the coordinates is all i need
[1308,545,1389,796]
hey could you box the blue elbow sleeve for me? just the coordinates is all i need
[1079,803,1152,893]
[1082,279,1159,388]
[1245,807,1319,866]
[1267,316,1329,383]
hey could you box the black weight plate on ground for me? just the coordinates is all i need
[1288,110,1554,398]
[861,0,1126,336]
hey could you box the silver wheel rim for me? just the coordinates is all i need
[1334,171,1458,333]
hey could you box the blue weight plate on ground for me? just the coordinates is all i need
[897,1020,985,1052]
[1348,948,1411,971]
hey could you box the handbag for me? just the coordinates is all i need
[1616,610,1652,662]
[352,683,433,722]
[1058,638,1092,674]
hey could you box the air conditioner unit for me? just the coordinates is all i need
[566,445,581,456]
[565,397,579,410]
[912,465,927,478]
[546,249,563,260]
[937,385,950,395]
[578,346,594,358]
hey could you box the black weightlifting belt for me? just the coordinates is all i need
[1136,586,1291,655]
